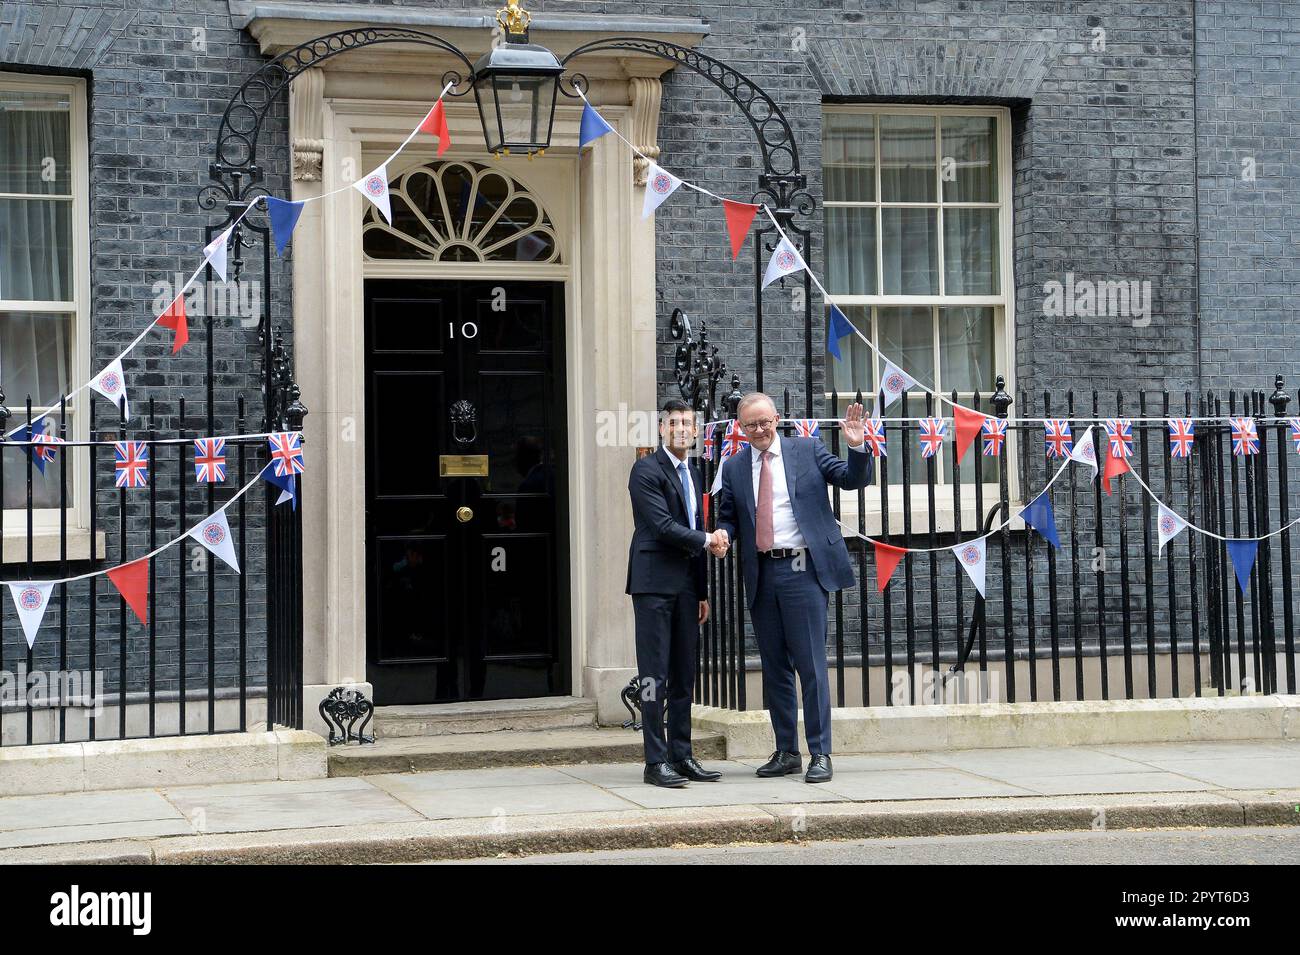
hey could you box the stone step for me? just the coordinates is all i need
[327,727,727,775]
[372,696,597,738]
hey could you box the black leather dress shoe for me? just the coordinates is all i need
[755,750,803,777]
[644,762,689,788]
[671,757,722,782]
[805,754,833,783]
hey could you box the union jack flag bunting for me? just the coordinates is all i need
[268,431,305,478]
[1105,419,1133,458]
[1290,418,1300,454]
[1167,418,1195,458]
[114,441,149,489]
[862,418,887,456]
[1231,417,1259,456]
[793,419,820,439]
[702,423,717,460]
[25,422,64,475]
[919,418,946,458]
[194,437,227,483]
[982,418,1007,457]
[1044,419,1072,459]
[721,421,749,460]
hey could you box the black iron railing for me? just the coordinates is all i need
[696,375,1300,709]
[0,388,303,746]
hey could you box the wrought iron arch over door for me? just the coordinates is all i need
[362,160,562,264]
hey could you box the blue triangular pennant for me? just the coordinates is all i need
[263,468,298,510]
[827,305,855,361]
[264,196,306,256]
[579,102,614,148]
[1020,491,1059,549]
[1225,540,1258,594]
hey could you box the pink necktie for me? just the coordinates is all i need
[756,450,774,552]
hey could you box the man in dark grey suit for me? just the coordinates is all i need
[715,392,873,783]
[626,399,729,787]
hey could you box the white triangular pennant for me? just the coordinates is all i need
[952,538,987,598]
[641,163,683,218]
[762,236,807,289]
[188,509,240,573]
[353,164,392,224]
[878,360,919,408]
[1157,503,1187,555]
[8,582,54,650]
[89,358,130,420]
[202,227,232,282]
[1067,425,1098,482]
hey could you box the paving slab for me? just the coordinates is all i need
[161,780,424,834]
[814,768,1039,801]
[1133,756,1300,790]
[0,789,182,832]
[999,771,1218,797]
[922,746,1158,777]
[382,782,641,820]
[607,776,847,809]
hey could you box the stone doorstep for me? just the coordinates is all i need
[371,696,598,738]
[0,730,328,798]
[6,788,1298,865]
[692,695,1300,758]
[328,726,727,775]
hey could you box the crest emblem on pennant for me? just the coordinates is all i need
[775,249,797,271]
[959,543,982,566]
[19,587,43,611]
[651,172,674,194]
[203,521,226,546]
[99,371,122,395]
[364,175,385,197]
[1159,513,1178,536]
[883,371,908,398]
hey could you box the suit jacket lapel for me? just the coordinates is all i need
[735,446,755,522]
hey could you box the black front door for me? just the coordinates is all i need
[364,279,568,704]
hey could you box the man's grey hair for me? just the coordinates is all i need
[736,392,777,418]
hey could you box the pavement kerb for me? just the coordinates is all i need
[3,789,1299,864]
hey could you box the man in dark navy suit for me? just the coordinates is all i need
[626,398,729,787]
[715,393,873,783]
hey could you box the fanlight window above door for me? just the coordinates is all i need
[362,161,560,264]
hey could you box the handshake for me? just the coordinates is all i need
[705,529,731,558]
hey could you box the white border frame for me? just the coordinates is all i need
[0,71,93,554]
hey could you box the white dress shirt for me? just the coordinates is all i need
[749,432,866,550]
[661,445,708,551]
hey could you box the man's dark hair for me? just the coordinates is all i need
[660,398,692,416]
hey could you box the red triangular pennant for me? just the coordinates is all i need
[107,557,150,625]
[1102,447,1131,495]
[722,200,760,259]
[953,406,987,463]
[418,100,451,156]
[873,541,908,592]
[157,295,188,354]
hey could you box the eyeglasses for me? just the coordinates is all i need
[741,417,776,433]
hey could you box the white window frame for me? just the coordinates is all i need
[822,104,1019,531]
[0,72,96,561]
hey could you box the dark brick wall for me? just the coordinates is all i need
[0,0,288,701]
[1194,0,1300,399]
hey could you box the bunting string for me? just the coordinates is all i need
[0,461,272,587]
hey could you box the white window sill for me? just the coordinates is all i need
[0,528,106,564]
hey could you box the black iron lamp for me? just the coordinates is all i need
[472,0,563,159]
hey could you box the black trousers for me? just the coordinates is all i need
[631,590,699,764]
